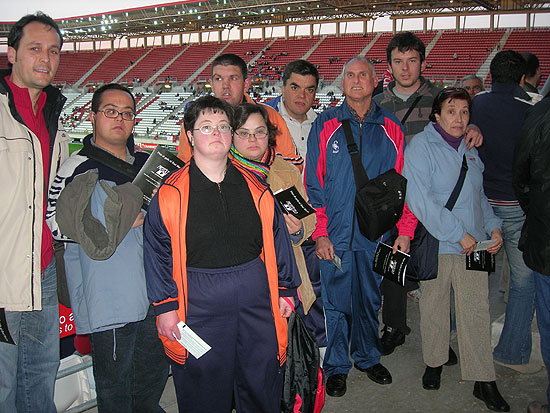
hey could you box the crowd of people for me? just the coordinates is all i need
[0,10,549,413]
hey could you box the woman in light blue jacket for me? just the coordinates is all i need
[403,87,508,412]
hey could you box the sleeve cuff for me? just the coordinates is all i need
[152,300,179,316]
[279,288,297,297]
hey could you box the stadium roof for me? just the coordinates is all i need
[2,0,550,42]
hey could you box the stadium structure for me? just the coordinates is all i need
[1,1,549,150]
[1,2,549,411]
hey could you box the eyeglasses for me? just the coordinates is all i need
[234,128,268,140]
[193,124,232,135]
[97,109,136,121]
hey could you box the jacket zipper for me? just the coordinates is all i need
[348,122,362,251]
[29,131,37,310]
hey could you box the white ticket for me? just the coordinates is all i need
[172,321,211,359]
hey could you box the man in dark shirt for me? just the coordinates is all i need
[471,50,539,374]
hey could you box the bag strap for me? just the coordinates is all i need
[79,143,139,180]
[281,297,296,313]
[341,119,370,188]
[444,154,468,211]
[400,95,423,125]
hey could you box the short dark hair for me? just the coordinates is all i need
[386,31,426,63]
[91,84,136,113]
[429,87,472,122]
[211,53,248,79]
[184,96,234,141]
[282,60,319,88]
[519,52,540,78]
[490,50,526,84]
[8,12,63,51]
[233,103,278,148]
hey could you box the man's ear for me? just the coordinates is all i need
[244,77,252,91]
[520,74,526,87]
[7,47,16,65]
[387,62,393,75]
[89,111,95,123]
[186,130,194,146]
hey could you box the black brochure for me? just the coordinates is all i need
[372,242,410,286]
[0,308,15,345]
[466,250,495,272]
[273,186,315,220]
[133,146,185,206]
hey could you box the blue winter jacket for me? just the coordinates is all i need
[402,122,501,255]
[305,99,416,251]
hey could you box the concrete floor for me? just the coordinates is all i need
[90,252,548,412]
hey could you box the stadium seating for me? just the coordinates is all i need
[1,27,548,146]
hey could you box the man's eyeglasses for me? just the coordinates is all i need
[234,128,268,140]
[97,109,136,121]
[194,124,232,135]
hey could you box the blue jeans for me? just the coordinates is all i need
[89,305,169,413]
[492,205,536,365]
[534,272,550,404]
[0,258,60,413]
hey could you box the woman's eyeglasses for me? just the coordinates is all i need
[194,124,233,135]
[234,128,268,140]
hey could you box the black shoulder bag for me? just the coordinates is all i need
[341,119,407,242]
[406,154,468,281]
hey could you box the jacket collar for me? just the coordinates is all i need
[83,132,138,156]
[0,68,66,131]
[385,76,435,101]
[491,82,532,101]
[340,97,387,125]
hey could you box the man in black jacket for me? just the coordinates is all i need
[513,97,550,413]
[470,50,539,374]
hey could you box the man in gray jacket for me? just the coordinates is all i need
[0,13,69,412]
[373,31,482,357]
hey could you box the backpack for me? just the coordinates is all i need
[281,311,325,413]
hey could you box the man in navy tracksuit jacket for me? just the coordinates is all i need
[305,57,416,397]
[46,84,169,411]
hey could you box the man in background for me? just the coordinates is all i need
[460,74,485,100]
[373,32,482,357]
[514,96,550,413]
[520,52,542,94]
[471,50,539,374]
[178,53,303,169]
[265,59,318,159]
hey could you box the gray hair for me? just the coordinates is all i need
[459,74,483,87]
[341,56,376,78]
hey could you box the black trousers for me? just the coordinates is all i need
[380,278,412,334]
[170,257,283,413]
